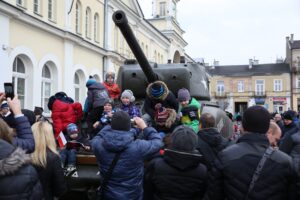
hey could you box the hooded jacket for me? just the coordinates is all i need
[92,125,163,200]
[0,139,43,200]
[204,133,298,200]
[144,149,207,200]
[103,81,121,100]
[51,99,83,138]
[85,82,109,112]
[197,128,229,169]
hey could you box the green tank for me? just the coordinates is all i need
[63,10,233,199]
[113,10,233,139]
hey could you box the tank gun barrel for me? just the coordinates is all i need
[112,10,158,83]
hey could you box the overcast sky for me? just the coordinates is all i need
[138,0,300,65]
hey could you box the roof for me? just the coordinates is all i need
[290,40,300,49]
[208,63,290,77]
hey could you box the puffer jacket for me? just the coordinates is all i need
[280,130,300,176]
[51,99,83,138]
[91,125,163,200]
[85,82,109,112]
[179,98,201,133]
[0,139,43,200]
[204,133,297,200]
[13,116,35,153]
[197,128,229,170]
[103,82,121,100]
[144,149,207,200]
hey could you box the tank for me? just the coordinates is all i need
[113,10,233,138]
[63,10,233,199]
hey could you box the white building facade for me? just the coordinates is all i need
[0,0,188,114]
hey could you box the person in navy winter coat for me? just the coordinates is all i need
[0,92,35,153]
[0,120,43,199]
[92,111,163,200]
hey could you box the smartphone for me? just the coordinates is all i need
[4,83,14,99]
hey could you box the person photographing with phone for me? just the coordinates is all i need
[0,91,35,153]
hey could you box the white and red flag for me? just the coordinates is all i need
[57,131,67,149]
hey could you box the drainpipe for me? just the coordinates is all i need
[291,49,294,110]
[103,0,109,80]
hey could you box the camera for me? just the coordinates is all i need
[130,119,136,126]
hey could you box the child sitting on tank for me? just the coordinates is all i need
[93,98,116,130]
[102,71,121,101]
[119,90,141,118]
[60,123,90,176]
[177,88,201,133]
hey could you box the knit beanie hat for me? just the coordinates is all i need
[283,110,295,121]
[86,76,97,87]
[242,106,270,134]
[104,98,114,107]
[111,111,131,131]
[121,90,135,102]
[67,123,79,135]
[177,88,191,102]
[105,72,115,81]
[151,82,165,98]
[170,125,198,152]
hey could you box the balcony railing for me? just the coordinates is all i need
[212,92,227,98]
[254,91,266,97]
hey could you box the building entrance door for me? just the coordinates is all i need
[234,102,247,115]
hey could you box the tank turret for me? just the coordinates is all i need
[112,10,232,138]
[112,10,210,100]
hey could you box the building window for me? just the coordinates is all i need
[217,81,225,95]
[159,2,166,16]
[12,57,26,108]
[161,55,163,63]
[154,50,157,62]
[237,80,244,92]
[74,73,80,102]
[75,1,82,34]
[94,13,99,42]
[85,7,91,39]
[255,80,265,95]
[145,45,148,57]
[297,77,300,88]
[274,79,282,92]
[41,64,52,113]
[16,0,25,7]
[33,0,40,14]
[48,0,55,20]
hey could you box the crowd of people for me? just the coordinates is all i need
[1,72,300,199]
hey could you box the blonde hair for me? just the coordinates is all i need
[31,121,58,168]
[0,118,13,144]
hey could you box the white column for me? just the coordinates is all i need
[64,0,73,31]
[63,41,74,93]
[0,13,11,91]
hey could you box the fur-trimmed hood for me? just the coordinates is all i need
[146,81,169,101]
[0,140,31,176]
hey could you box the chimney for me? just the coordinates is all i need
[291,34,294,43]
[249,59,253,69]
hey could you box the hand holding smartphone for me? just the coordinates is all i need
[4,83,14,99]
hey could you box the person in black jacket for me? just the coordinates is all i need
[197,113,229,170]
[204,105,298,200]
[144,125,207,200]
[31,120,67,199]
[0,119,43,199]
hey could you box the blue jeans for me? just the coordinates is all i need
[60,148,77,167]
